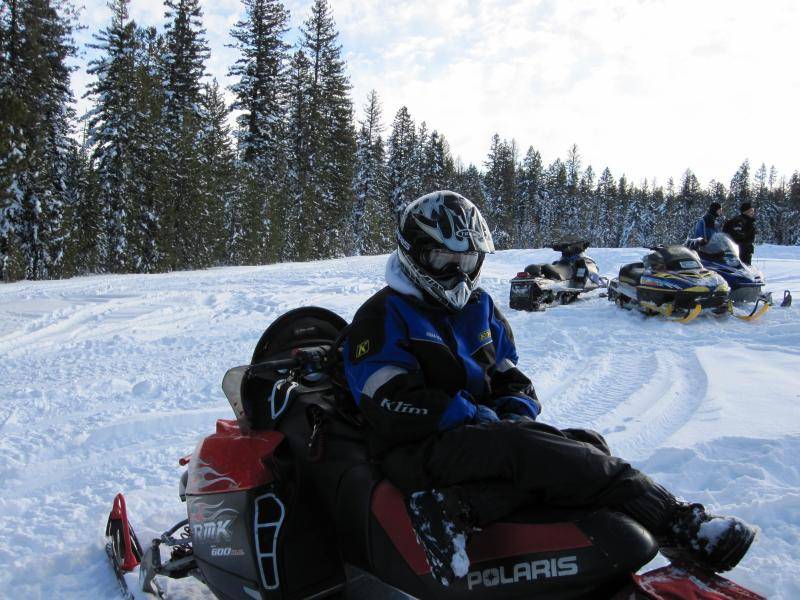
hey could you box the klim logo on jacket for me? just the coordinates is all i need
[380,399,429,416]
[355,339,370,358]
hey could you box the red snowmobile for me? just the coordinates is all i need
[106,307,764,600]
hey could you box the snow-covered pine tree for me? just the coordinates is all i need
[787,172,800,245]
[594,167,616,246]
[483,134,516,249]
[419,130,453,194]
[453,163,486,215]
[613,174,630,246]
[298,0,355,258]
[624,179,654,247]
[515,146,542,247]
[2,0,79,280]
[676,168,702,240]
[540,157,567,244]
[198,79,235,265]
[565,143,581,195]
[228,0,290,263]
[61,137,99,274]
[729,160,751,208]
[562,144,583,241]
[129,26,168,272]
[161,0,210,270]
[284,48,312,260]
[752,162,777,242]
[0,0,29,281]
[386,106,418,218]
[415,121,428,194]
[351,90,391,255]
[85,0,139,272]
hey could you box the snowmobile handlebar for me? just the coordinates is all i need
[248,345,331,375]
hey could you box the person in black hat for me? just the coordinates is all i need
[693,201,723,243]
[723,203,757,265]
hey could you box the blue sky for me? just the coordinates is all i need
[72,0,800,187]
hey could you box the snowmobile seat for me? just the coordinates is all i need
[525,262,571,281]
[551,239,590,255]
[645,245,703,272]
[619,262,645,284]
[543,262,572,281]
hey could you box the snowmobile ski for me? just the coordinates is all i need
[105,493,144,600]
[623,564,767,600]
[674,303,703,323]
[639,301,702,323]
[781,290,792,307]
[728,297,770,321]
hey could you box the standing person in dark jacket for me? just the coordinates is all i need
[723,203,757,265]
[343,190,755,584]
[693,201,723,243]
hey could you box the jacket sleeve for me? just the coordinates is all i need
[485,301,542,419]
[343,302,477,446]
[693,218,707,241]
[722,218,735,237]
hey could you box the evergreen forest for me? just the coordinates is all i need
[2,0,799,282]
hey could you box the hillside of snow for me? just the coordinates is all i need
[1,246,799,599]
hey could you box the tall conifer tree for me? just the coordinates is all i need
[297,0,355,257]
[161,0,209,270]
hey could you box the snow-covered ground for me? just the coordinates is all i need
[1,246,799,599]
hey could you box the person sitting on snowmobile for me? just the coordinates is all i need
[723,203,757,265]
[693,201,724,243]
[343,190,756,583]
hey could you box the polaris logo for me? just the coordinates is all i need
[466,556,579,590]
[380,399,429,416]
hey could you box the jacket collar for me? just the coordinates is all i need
[385,251,424,300]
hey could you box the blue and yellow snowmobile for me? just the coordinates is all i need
[608,245,730,323]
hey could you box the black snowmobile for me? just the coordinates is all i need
[106,307,764,599]
[608,245,733,323]
[509,240,607,311]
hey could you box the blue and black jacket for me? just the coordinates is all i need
[693,211,719,242]
[343,287,541,455]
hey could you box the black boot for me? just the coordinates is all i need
[659,502,756,573]
[407,489,473,586]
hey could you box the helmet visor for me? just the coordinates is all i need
[422,249,481,275]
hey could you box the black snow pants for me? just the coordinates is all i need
[382,420,673,531]
[739,243,754,265]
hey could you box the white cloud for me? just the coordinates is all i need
[70,0,799,185]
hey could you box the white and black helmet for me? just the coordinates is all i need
[397,190,495,311]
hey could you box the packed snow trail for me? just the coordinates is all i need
[1,246,799,599]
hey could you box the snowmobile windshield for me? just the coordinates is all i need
[703,233,741,264]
